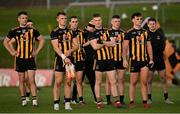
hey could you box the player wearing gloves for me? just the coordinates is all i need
[50,12,78,111]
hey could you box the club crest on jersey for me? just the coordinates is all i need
[115,32,119,36]
[157,36,161,40]
[137,31,141,35]
[22,29,26,34]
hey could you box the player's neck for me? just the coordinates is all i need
[95,26,102,30]
[71,27,77,31]
[58,25,66,29]
[133,25,141,30]
[112,26,119,30]
[19,24,26,28]
[149,29,156,32]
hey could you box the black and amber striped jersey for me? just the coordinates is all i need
[7,26,40,59]
[93,28,113,61]
[125,28,151,61]
[70,29,85,62]
[108,28,125,61]
[50,26,75,57]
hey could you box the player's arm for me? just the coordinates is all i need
[147,41,154,68]
[102,37,116,47]
[33,35,45,57]
[147,41,153,61]
[51,39,70,63]
[65,37,78,57]
[90,38,104,50]
[83,40,91,47]
[3,37,18,56]
[122,40,129,68]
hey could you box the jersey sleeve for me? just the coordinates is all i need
[146,31,151,41]
[50,30,58,40]
[7,29,15,39]
[33,29,41,40]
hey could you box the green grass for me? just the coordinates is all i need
[0,84,180,113]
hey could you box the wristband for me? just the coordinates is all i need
[60,54,66,60]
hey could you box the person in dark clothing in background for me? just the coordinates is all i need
[147,17,174,104]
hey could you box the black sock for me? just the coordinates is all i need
[164,93,168,100]
[32,96,37,100]
[54,100,60,104]
[148,94,152,100]
[143,100,147,104]
[130,101,134,104]
[120,95,124,102]
[65,98,71,102]
[79,96,83,102]
[26,92,30,97]
[106,95,111,103]
[21,96,26,101]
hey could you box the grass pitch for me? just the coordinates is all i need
[0,83,179,113]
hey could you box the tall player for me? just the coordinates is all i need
[106,15,126,105]
[50,12,78,110]
[91,13,122,109]
[3,11,44,107]
[69,16,86,105]
[122,12,153,108]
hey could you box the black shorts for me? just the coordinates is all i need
[130,60,148,72]
[74,61,86,71]
[54,56,74,72]
[15,57,36,72]
[94,59,115,72]
[151,55,165,71]
[114,61,125,70]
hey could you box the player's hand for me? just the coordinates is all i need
[32,51,38,57]
[123,59,128,69]
[148,60,154,69]
[11,51,19,57]
[64,57,71,65]
[110,37,116,46]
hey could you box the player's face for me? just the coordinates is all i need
[26,22,33,27]
[148,21,156,31]
[57,14,67,26]
[111,18,120,29]
[93,17,102,28]
[18,14,28,26]
[69,18,78,29]
[132,16,142,27]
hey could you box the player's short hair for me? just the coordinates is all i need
[93,13,101,18]
[112,15,120,19]
[70,16,77,19]
[148,17,157,23]
[131,12,142,19]
[56,12,66,17]
[17,11,28,17]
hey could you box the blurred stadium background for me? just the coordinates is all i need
[0,0,180,69]
[0,0,180,112]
